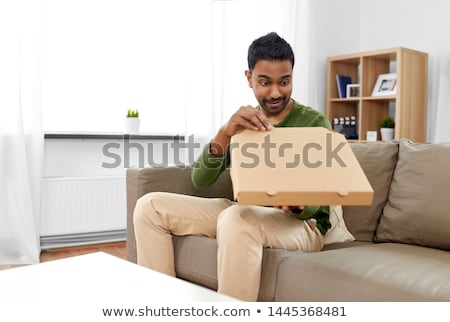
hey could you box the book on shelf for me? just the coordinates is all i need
[336,75,352,98]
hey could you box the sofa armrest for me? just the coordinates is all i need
[126,166,233,263]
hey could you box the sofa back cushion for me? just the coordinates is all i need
[343,141,398,241]
[375,140,450,250]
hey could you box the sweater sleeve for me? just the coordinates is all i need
[314,114,332,130]
[191,143,230,188]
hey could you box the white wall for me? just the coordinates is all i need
[297,0,361,113]
[293,0,450,143]
[357,0,450,142]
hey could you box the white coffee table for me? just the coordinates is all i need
[0,252,238,321]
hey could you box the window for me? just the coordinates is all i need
[42,0,302,137]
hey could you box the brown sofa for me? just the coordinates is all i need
[126,139,450,301]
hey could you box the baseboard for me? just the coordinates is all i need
[40,229,126,250]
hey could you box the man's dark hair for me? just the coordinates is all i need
[247,32,295,71]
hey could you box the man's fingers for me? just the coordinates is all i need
[236,106,272,131]
[254,112,272,130]
[227,106,272,135]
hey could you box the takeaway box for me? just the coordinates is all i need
[229,127,373,206]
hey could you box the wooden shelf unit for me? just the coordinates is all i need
[326,47,428,142]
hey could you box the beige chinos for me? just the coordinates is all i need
[133,191,324,301]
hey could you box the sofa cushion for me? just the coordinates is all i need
[173,235,218,290]
[172,235,296,301]
[375,140,450,249]
[324,205,354,245]
[275,243,450,301]
[343,141,398,241]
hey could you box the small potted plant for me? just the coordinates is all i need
[125,109,140,134]
[379,116,395,141]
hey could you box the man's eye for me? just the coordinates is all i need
[281,80,291,86]
[260,81,269,86]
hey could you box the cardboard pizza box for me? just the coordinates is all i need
[229,127,373,206]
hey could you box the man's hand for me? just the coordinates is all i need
[223,105,272,136]
[210,106,272,156]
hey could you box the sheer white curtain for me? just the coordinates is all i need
[429,54,450,143]
[184,0,311,154]
[0,1,43,264]
[208,0,309,131]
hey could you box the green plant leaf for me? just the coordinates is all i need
[126,109,139,118]
[380,117,395,128]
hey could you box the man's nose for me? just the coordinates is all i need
[270,85,281,99]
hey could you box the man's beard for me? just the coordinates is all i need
[260,97,290,115]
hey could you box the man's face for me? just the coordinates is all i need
[245,59,293,116]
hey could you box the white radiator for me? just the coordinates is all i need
[40,176,126,249]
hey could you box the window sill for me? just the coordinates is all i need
[44,132,184,140]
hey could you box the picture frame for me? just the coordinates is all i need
[346,84,360,98]
[372,73,397,96]
[366,131,377,142]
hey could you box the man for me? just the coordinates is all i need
[133,32,331,301]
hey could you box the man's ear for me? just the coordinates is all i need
[245,70,252,88]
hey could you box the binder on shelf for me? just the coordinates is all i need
[333,115,358,140]
[336,75,352,98]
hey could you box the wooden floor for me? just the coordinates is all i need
[0,241,126,271]
[40,241,126,262]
